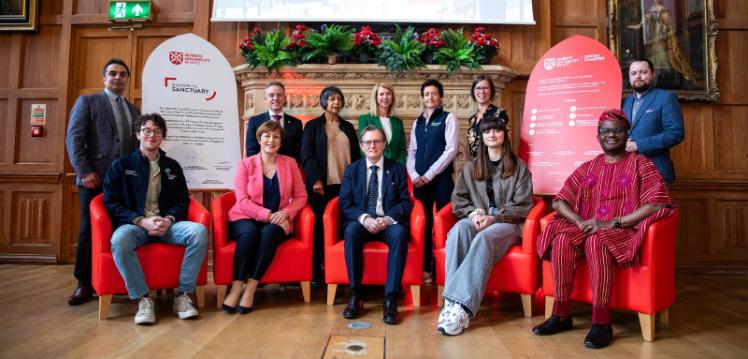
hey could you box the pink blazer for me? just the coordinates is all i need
[228,154,308,222]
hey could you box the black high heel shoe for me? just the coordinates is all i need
[222,303,237,314]
[238,305,253,314]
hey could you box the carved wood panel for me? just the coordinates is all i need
[1,186,61,258]
[20,25,61,89]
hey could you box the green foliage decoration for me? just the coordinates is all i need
[302,24,355,61]
[433,28,479,74]
[377,25,426,72]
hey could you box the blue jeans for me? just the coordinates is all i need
[110,221,209,299]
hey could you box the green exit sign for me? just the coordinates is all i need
[109,1,152,22]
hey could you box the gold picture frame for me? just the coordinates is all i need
[0,0,39,31]
[608,0,718,101]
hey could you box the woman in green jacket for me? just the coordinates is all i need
[357,82,407,165]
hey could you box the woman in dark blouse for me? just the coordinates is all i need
[301,86,361,285]
[467,75,509,159]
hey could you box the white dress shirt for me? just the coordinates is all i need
[358,156,387,224]
[378,116,393,143]
[268,110,285,128]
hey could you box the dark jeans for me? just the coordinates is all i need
[344,221,408,296]
[308,183,341,278]
[413,172,453,273]
[229,219,288,281]
[74,186,103,287]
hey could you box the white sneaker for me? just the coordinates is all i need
[437,299,454,326]
[438,303,470,336]
[173,293,198,320]
[134,297,155,325]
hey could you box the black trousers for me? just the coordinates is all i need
[308,183,341,277]
[344,221,409,296]
[413,172,454,273]
[229,219,288,281]
[74,186,103,287]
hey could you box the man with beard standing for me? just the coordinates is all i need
[622,58,684,186]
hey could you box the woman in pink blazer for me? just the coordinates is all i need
[223,120,308,314]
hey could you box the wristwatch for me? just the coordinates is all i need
[613,218,622,228]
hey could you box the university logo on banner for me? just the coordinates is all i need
[169,51,183,65]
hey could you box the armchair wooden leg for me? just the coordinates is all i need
[195,286,205,308]
[98,295,112,321]
[638,312,655,342]
[410,285,421,307]
[327,284,338,305]
[437,285,444,307]
[520,294,532,318]
[301,281,311,303]
[216,285,227,310]
[544,296,554,319]
[657,308,670,326]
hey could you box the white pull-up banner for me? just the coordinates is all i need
[211,0,535,25]
[142,33,241,190]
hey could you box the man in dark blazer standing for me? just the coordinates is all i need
[245,81,303,162]
[65,58,140,305]
[622,58,684,185]
[338,125,413,324]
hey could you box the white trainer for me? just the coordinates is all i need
[173,293,198,320]
[438,302,470,336]
[437,299,454,326]
[134,297,156,325]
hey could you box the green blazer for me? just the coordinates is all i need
[357,113,407,165]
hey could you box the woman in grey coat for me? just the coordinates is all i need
[437,115,534,336]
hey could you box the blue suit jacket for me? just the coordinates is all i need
[245,112,303,162]
[622,88,684,185]
[66,91,140,187]
[338,158,413,230]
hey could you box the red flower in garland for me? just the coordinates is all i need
[354,26,381,47]
[470,27,499,49]
[418,28,445,48]
[239,27,262,51]
[288,24,308,49]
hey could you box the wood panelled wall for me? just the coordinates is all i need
[0,0,745,272]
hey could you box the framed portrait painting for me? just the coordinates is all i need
[0,0,39,31]
[608,0,718,101]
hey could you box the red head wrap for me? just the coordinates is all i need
[598,108,631,129]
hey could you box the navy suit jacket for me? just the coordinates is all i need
[66,91,140,187]
[338,157,413,230]
[245,112,303,162]
[622,88,684,185]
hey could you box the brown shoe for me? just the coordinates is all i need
[68,286,93,306]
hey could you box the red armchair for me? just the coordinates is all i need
[433,196,547,317]
[539,209,679,341]
[90,193,210,320]
[212,192,315,308]
[323,196,426,306]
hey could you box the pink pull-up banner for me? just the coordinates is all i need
[519,35,622,195]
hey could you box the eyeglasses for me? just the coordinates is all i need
[140,127,163,136]
[597,127,627,135]
[361,140,384,147]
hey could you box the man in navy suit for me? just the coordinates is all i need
[245,81,303,162]
[622,58,684,185]
[65,58,140,305]
[339,125,413,324]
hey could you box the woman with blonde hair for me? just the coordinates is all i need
[357,82,407,165]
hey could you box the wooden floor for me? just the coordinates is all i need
[0,265,746,358]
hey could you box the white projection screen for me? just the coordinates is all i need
[211,0,535,25]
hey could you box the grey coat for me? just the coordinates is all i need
[451,157,534,224]
[65,91,140,186]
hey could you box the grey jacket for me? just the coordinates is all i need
[451,157,534,224]
[65,91,140,187]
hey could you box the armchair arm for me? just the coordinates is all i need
[521,196,548,255]
[539,211,556,233]
[323,197,341,247]
[409,198,426,248]
[294,204,315,247]
[433,203,457,250]
[639,209,678,266]
[90,193,113,254]
[187,198,210,229]
[211,192,235,249]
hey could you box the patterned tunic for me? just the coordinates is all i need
[537,152,675,265]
